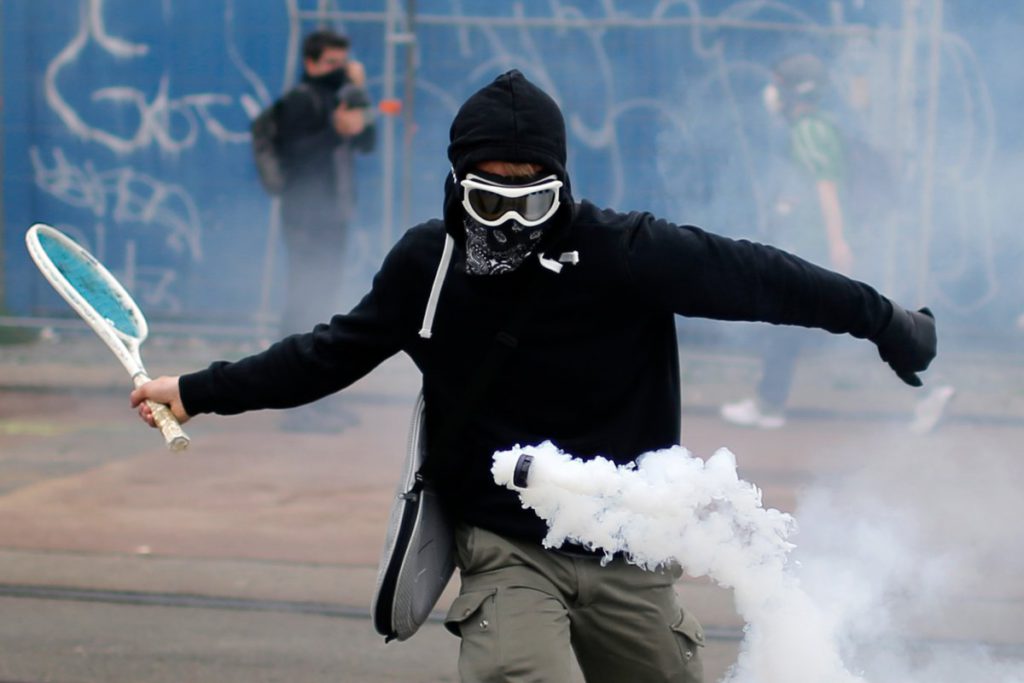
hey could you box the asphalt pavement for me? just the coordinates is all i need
[1,333,1022,682]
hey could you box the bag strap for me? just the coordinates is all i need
[421,270,546,482]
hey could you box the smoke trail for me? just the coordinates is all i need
[492,441,865,683]
[789,442,1024,683]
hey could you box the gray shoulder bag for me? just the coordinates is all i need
[371,273,543,642]
[371,391,453,642]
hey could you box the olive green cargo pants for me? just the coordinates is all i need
[444,525,705,683]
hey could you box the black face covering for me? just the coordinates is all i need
[310,66,348,91]
[463,215,548,276]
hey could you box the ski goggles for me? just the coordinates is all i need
[460,173,563,227]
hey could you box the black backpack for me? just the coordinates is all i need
[250,83,318,195]
[251,102,285,195]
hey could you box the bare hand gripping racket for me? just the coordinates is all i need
[25,224,190,452]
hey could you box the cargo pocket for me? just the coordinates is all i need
[671,608,705,683]
[444,588,497,637]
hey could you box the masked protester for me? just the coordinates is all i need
[133,70,936,683]
[271,30,376,433]
[276,30,376,337]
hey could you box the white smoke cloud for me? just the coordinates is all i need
[492,440,1024,683]
[789,442,1024,683]
[493,441,863,683]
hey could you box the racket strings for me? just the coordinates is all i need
[38,233,142,338]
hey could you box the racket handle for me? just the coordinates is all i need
[133,374,190,452]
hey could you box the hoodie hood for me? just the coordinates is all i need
[443,70,575,244]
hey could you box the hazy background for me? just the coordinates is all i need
[1,4,1022,681]
[2,0,1021,348]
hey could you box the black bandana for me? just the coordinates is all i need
[463,216,547,275]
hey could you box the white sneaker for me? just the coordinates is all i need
[720,398,786,429]
[909,385,956,434]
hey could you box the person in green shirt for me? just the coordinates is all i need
[721,53,854,429]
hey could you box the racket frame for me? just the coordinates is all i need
[25,223,190,452]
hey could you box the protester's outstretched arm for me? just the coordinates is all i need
[165,228,425,419]
[623,215,936,385]
[130,376,191,428]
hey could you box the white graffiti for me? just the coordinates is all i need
[25,0,1003,320]
[30,146,203,263]
[133,265,184,313]
[44,0,257,155]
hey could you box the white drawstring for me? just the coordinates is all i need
[537,253,563,273]
[558,251,579,265]
[537,250,580,273]
[419,234,455,339]
[419,238,580,340]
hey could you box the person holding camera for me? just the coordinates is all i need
[276,29,376,337]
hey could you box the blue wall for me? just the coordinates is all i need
[3,1,1019,336]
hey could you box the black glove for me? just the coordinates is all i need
[340,84,372,110]
[871,304,936,387]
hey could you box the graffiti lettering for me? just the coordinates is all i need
[30,146,203,263]
[45,0,256,155]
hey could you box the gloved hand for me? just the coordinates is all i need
[871,304,936,387]
[340,84,372,110]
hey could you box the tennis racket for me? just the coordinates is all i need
[25,223,190,452]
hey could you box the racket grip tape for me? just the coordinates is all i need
[133,374,191,452]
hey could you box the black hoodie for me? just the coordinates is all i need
[179,71,895,543]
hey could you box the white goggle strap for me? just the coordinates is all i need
[461,174,562,197]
